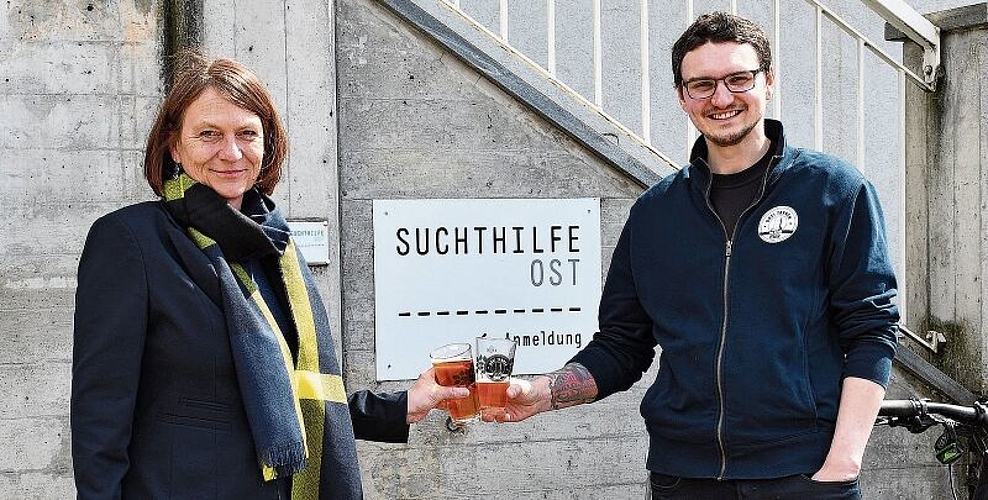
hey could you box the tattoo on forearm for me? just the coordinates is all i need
[547,363,598,410]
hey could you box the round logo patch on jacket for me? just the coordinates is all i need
[757,206,798,243]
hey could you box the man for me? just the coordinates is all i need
[499,11,898,499]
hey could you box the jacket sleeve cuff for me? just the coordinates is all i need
[842,343,895,389]
[348,390,410,443]
[568,349,622,401]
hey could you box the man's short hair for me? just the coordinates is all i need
[671,11,773,88]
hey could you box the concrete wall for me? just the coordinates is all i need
[903,3,988,394]
[918,0,986,9]
[0,1,161,498]
[334,1,651,496]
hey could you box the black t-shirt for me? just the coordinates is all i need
[709,144,774,238]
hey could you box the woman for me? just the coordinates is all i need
[71,52,464,499]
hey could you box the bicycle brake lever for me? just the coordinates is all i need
[935,420,966,465]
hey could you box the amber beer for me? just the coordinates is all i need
[476,381,510,419]
[475,337,517,420]
[430,343,479,424]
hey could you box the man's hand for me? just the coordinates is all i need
[811,377,885,482]
[486,363,598,422]
[406,367,470,424]
[489,376,552,422]
[810,462,859,482]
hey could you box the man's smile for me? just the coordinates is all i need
[708,109,744,120]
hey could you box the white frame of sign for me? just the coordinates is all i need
[372,198,602,381]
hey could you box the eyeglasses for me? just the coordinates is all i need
[682,69,764,100]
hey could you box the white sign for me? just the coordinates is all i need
[287,220,329,265]
[373,199,602,380]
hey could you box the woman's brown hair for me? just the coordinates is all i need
[143,50,289,196]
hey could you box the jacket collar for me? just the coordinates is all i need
[685,118,795,191]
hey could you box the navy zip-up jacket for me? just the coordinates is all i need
[571,119,899,480]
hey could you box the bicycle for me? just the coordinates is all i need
[877,399,988,500]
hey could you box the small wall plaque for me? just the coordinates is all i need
[287,219,330,266]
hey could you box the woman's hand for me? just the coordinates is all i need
[406,367,470,424]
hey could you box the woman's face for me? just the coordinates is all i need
[170,87,265,211]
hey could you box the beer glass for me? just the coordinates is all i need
[474,337,517,420]
[429,343,479,425]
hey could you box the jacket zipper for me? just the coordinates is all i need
[715,238,732,480]
[699,155,777,480]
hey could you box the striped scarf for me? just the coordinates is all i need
[163,174,362,499]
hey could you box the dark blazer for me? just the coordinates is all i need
[72,201,407,500]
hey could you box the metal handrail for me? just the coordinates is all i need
[434,0,937,173]
[805,0,933,92]
[860,0,940,86]
[434,0,681,172]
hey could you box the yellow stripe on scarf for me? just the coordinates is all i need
[162,173,197,201]
[295,369,346,494]
[280,240,340,500]
[293,401,324,500]
[281,240,322,373]
[188,228,215,250]
[295,371,347,403]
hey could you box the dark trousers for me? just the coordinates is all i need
[650,473,861,500]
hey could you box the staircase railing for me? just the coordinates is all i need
[436,0,938,172]
[444,0,681,171]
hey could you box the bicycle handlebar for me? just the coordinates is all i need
[880,399,988,426]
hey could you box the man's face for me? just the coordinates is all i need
[678,41,774,148]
